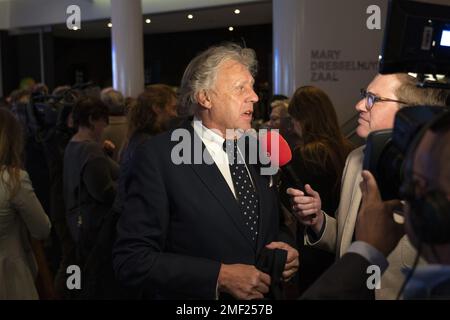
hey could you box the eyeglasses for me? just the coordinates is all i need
[360,89,407,111]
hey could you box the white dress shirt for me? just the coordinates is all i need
[192,118,254,199]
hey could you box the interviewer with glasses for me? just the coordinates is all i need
[287,73,448,299]
[359,88,407,111]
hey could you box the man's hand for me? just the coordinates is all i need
[217,264,271,300]
[103,139,116,157]
[266,241,299,281]
[287,184,324,235]
[356,170,404,257]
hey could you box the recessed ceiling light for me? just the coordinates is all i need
[107,22,112,28]
[145,18,151,24]
[234,9,240,14]
[228,27,234,31]
[187,14,194,19]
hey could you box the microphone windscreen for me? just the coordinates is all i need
[259,130,292,167]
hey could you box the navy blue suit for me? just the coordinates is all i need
[113,122,293,299]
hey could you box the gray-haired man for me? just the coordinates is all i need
[114,44,298,299]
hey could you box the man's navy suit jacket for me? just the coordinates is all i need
[113,122,293,299]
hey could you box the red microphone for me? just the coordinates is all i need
[259,130,292,167]
[259,130,306,192]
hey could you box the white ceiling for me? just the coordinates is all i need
[1,0,271,30]
[49,1,272,38]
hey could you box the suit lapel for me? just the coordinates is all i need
[185,124,256,250]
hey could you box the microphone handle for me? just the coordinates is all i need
[282,165,317,219]
[283,164,305,192]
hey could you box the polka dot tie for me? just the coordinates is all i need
[224,139,260,245]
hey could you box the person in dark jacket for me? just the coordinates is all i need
[63,97,119,298]
[113,44,298,299]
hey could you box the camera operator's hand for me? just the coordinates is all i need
[287,184,324,235]
[356,170,404,257]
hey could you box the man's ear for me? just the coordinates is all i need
[151,104,163,115]
[197,90,212,109]
[88,114,95,129]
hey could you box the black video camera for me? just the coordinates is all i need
[363,106,447,200]
[363,0,450,200]
[379,0,450,76]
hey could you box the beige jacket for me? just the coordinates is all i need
[304,146,422,299]
[0,170,51,299]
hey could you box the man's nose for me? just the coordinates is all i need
[249,88,259,103]
[355,98,366,113]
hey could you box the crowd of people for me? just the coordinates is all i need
[0,43,449,300]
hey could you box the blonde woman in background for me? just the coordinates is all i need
[0,108,51,299]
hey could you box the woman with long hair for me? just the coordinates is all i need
[280,85,353,295]
[0,108,51,299]
[287,86,353,198]
[126,84,177,139]
[114,84,178,217]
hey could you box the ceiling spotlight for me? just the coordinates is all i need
[234,9,240,14]
[72,26,79,31]
[228,26,234,31]
[107,22,112,28]
[145,18,151,24]
[187,14,194,19]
